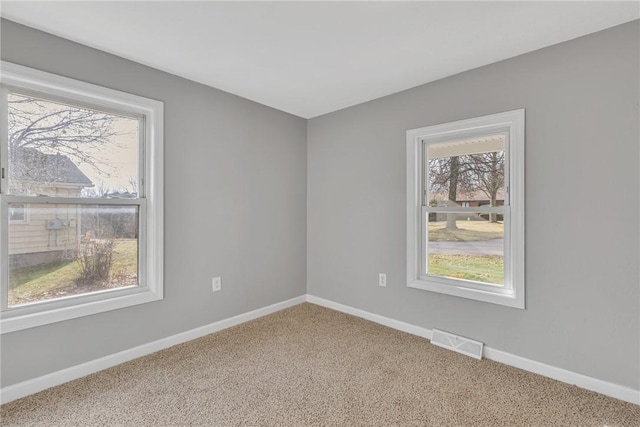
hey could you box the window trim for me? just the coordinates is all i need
[406,109,525,309]
[0,61,164,333]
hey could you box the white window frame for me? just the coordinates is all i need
[406,109,525,309]
[0,61,164,333]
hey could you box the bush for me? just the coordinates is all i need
[76,240,114,284]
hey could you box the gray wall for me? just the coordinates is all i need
[2,18,638,393]
[1,19,307,387]
[307,21,639,389]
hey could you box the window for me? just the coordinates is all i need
[406,110,524,308]
[9,203,27,223]
[0,62,164,332]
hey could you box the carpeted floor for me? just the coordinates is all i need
[1,303,639,426]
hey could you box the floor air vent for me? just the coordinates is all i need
[431,329,484,360]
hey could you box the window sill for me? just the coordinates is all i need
[408,277,524,309]
[0,287,162,334]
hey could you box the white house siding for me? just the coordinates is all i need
[8,203,81,256]
[8,185,86,268]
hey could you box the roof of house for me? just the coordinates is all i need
[12,147,93,187]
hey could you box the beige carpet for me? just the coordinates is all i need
[1,303,639,426]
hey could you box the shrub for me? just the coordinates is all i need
[76,239,115,284]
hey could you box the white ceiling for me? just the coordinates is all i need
[1,1,638,118]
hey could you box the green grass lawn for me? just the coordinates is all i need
[428,253,504,285]
[427,221,504,284]
[428,220,503,242]
[9,239,138,307]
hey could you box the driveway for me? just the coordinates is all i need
[430,239,504,256]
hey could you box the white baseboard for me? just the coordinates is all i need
[306,295,433,340]
[306,294,640,405]
[3,294,638,407]
[0,295,306,404]
[481,347,640,405]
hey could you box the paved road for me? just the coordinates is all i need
[430,239,504,256]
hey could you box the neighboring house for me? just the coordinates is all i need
[8,148,93,268]
[455,189,505,208]
[430,189,505,222]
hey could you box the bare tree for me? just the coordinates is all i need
[125,176,139,197]
[82,182,110,198]
[8,94,120,179]
[464,152,505,223]
[429,156,474,230]
[429,150,505,227]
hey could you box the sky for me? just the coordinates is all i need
[76,117,139,195]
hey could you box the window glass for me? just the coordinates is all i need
[8,203,139,308]
[427,134,505,207]
[7,93,140,198]
[427,214,504,285]
[424,133,506,287]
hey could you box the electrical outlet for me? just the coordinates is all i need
[212,277,222,292]
[379,273,387,287]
